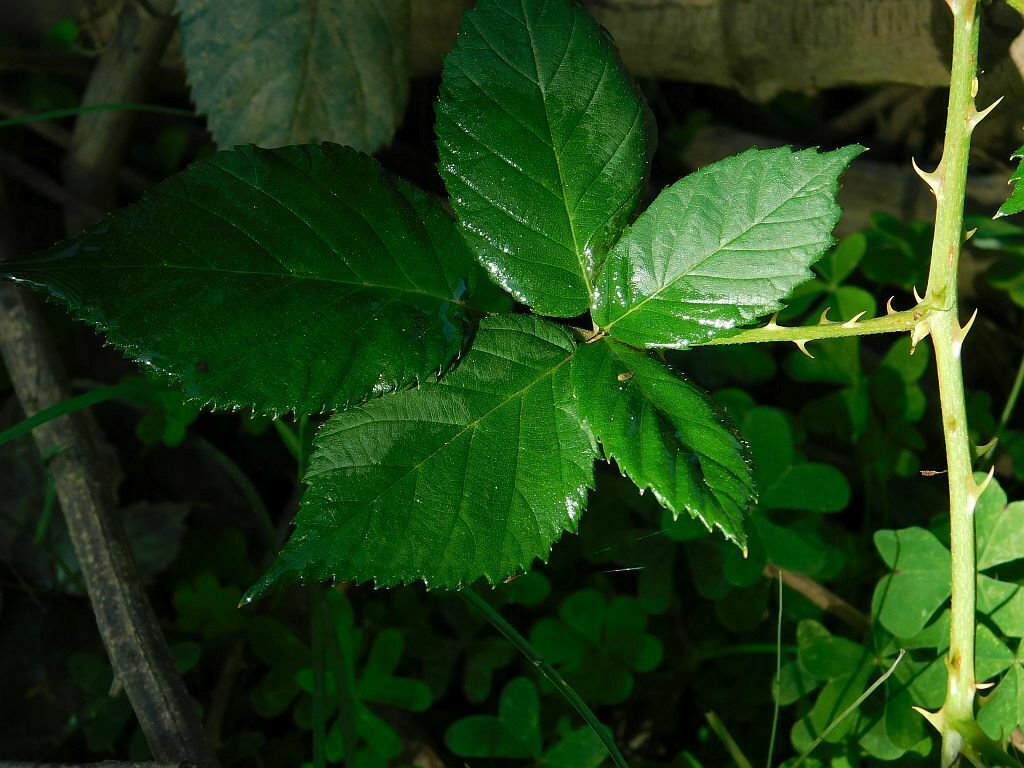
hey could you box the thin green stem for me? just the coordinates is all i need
[700,306,924,347]
[791,650,906,768]
[322,594,356,768]
[765,572,783,768]
[0,385,122,447]
[0,102,194,130]
[921,0,988,761]
[310,586,328,768]
[705,711,753,768]
[459,589,630,768]
[982,349,1024,462]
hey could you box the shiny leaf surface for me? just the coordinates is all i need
[435,0,653,317]
[178,0,409,151]
[571,338,753,547]
[593,145,863,347]
[247,314,597,596]
[5,144,487,415]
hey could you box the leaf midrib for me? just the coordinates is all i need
[307,341,576,533]
[8,262,470,308]
[518,0,592,298]
[599,155,840,334]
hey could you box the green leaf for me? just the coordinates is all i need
[247,314,596,596]
[998,145,1024,218]
[435,0,653,317]
[872,527,951,638]
[976,475,1024,572]
[5,144,488,416]
[742,407,849,514]
[979,641,1024,740]
[445,677,542,759]
[540,727,610,768]
[593,145,863,348]
[571,338,753,547]
[178,0,409,151]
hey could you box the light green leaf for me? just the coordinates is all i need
[593,145,863,347]
[540,726,609,768]
[997,144,1024,218]
[976,475,1024,572]
[979,642,1024,740]
[979,575,1024,638]
[5,144,489,416]
[571,338,753,547]
[435,0,653,317]
[246,314,596,596]
[178,0,409,151]
[872,527,951,638]
[445,677,542,759]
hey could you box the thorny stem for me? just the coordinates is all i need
[701,306,925,348]
[917,1,1006,764]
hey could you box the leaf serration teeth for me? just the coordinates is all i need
[842,311,867,329]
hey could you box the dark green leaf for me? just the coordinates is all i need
[593,145,862,347]
[178,0,409,151]
[6,144,488,416]
[571,338,753,547]
[247,314,596,595]
[445,677,542,759]
[436,0,653,316]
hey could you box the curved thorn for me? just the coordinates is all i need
[968,96,1004,130]
[818,307,833,325]
[886,296,897,315]
[764,313,780,330]
[976,680,997,691]
[977,465,996,497]
[913,285,924,304]
[965,227,977,242]
[951,308,978,357]
[842,310,867,329]
[974,437,998,457]
[911,156,942,194]
[793,339,814,358]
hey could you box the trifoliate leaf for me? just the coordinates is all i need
[997,144,1024,218]
[178,0,409,151]
[246,314,596,596]
[593,145,863,347]
[872,527,951,638]
[5,144,489,416]
[571,338,753,548]
[979,641,1024,740]
[445,677,542,759]
[436,0,653,316]
[976,474,1024,572]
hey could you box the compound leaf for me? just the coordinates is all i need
[445,677,542,758]
[872,527,951,638]
[976,475,1024,572]
[593,145,862,347]
[436,0,653,316]
[5,144,488,416]
[247,314,596,596]
[178,0,409,151]
[571,338,753,548]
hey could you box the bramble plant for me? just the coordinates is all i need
[5,0,1024,764]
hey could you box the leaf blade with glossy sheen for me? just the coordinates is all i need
[571,338,753,547]
[178,0,409,151]
[5,144,488,415]
[435,0,654,316]
[593,145,863,347]
[246,314,597,597]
